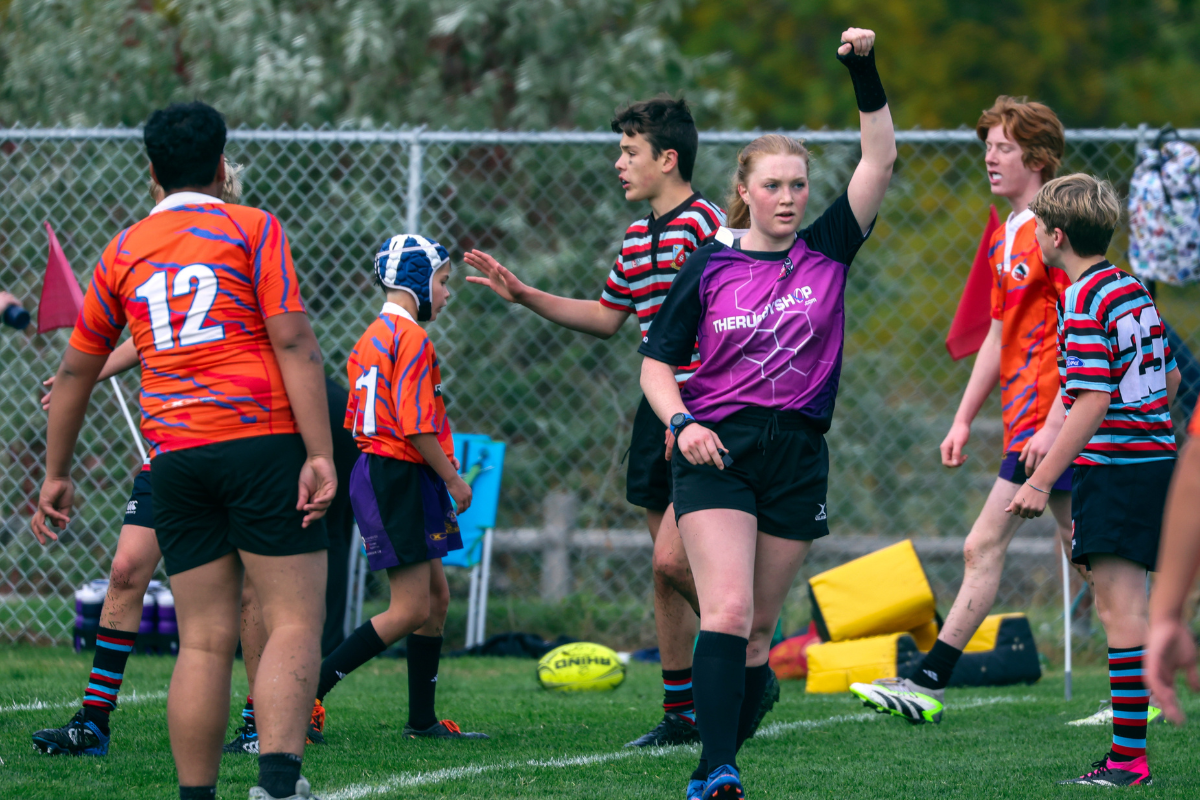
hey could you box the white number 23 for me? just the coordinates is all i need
[1116,307,1167,403]
[134,264,225,351]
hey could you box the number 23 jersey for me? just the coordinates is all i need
[1057,260,1177,465]
[344,302,454,464]
[69,197,306,456]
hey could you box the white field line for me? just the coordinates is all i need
[327,695,1037,800]
[1,688,169,714]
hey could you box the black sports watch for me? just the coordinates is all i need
[669,413,696,437]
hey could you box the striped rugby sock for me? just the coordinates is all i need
[1109,645,1148,762]
[82,628,138,734]
[242,696,255,724]
[662,668,696,723]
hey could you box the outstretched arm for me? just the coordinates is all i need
[838,28,897,233]
[42,336,140,411]
[463,249,628,339]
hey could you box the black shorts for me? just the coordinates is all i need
[151,433,328,576]
[348,452,463,572]
[626,395,672,511]
[671,407,829,540]
[998,451,1073,492]
[1071,460,1175,570]
[122,470,155,529]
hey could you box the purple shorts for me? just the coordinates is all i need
[349,452,463,572]
[998,451,1073,492]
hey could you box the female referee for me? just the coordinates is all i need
[638,27,895,800]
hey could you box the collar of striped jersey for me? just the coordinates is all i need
[380,301,416,323]
[149,191,224,215]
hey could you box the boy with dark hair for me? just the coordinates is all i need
[464,96,776,748]
[853,95,1077,724]
[32,101,336,800]
[1010,174,1180,786]
[313,235,487,742]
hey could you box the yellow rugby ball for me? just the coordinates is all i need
[537,642,626,692]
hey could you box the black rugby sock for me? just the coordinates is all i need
[406,633,443,730]
[735,663,771,752]
[317,620,386,701]
[179,787,216,800]
[911,639,962,690]
[692,630,747,772]
[257,752,302,799]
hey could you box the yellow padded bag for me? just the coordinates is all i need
[807,540,936,642]
[805,633,920,694]
[964,613,1025,652]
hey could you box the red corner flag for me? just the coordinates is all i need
[38,222,85,334]
[945,206,1001,360]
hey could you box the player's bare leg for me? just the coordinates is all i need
[100,525,161,632]
[31,524,161,756]
[650,506,700,667]
[939,478,1026,647]
[627,506,704,747]
[240,550,326,759]
[167,552,244,786]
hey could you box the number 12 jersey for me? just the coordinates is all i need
[344,302,454,464]
[69,196,306,456]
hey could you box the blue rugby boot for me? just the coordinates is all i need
[703,764,744,799]
[32,709,110,756]
[686,779,706,799]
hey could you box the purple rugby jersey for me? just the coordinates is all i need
[639,192,871,431]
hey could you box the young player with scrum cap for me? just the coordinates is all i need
[32,101,336,800]
[1009,174,1180,786]
[464,98,762,748]
[638,28,894,799]
[312,235,487,741]
[851,96,1085,723]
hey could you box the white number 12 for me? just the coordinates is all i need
[354,365,379,436]
[134,264,225,350]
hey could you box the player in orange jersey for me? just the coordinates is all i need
[853,96,1079,723]
[312,234,487,741]
[31,102,335,800]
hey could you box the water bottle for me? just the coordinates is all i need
[73,579,108,651]
[2,303,30,330]
[155,586,178,656]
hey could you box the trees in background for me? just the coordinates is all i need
[0,0,743,129]
[672,0,1200,130]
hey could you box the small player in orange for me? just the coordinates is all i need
[314,235,487,741]
[853,96,1078,723]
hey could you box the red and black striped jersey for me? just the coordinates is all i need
[599,193,724,383]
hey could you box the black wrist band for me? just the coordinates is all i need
[836,46,887,113]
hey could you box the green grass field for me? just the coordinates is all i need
[3,646,1200,799]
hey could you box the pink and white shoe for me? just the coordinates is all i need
[1058,753,1152,786]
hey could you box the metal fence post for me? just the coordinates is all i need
[540,492,577,602]
[407,128,424,234]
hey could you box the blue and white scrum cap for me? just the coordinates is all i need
[373,234,451,321]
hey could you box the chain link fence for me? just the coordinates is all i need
[3,126,1199,653]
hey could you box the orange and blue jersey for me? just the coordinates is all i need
[69,193,307,457]
[989,209,1072,453]
[345,302,454,464]
[1058,261,1177,465]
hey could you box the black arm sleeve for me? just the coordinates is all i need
[799,192,873,268]
[637,245,715,366]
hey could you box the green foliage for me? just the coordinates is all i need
[0,0,743,129]
[671,0,1200,129]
